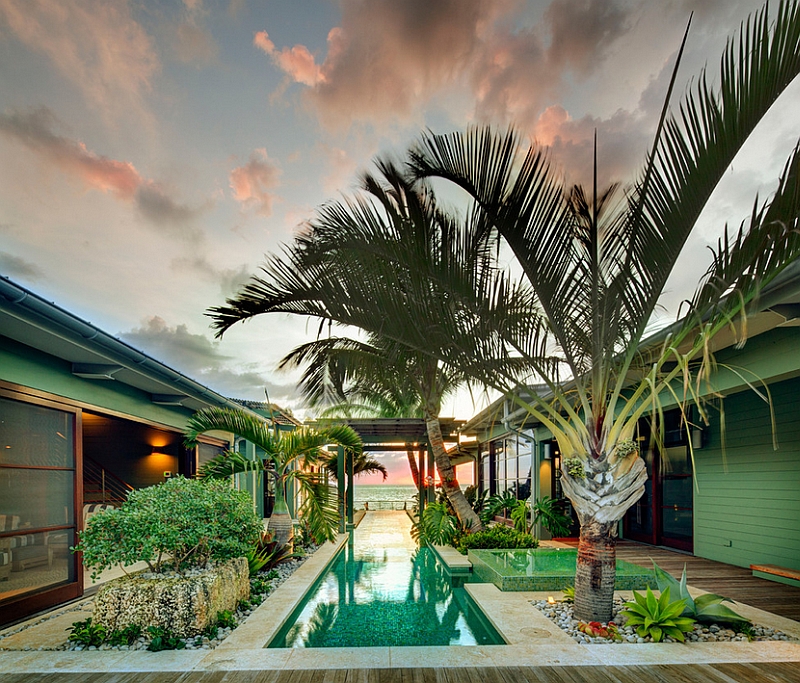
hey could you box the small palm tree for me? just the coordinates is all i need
[184,406,363,546]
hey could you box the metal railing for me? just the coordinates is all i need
[356,500,415,511]
[83,456,134,505]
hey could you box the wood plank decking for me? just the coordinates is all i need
[611,541,800,622]
[1,663,799,683]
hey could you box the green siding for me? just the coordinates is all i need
[0,335,194,430]
[694,376,800,571]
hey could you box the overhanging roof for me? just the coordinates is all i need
[0,276,262,416]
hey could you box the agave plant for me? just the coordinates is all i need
[652,561,750,626]
[622,587,697,642]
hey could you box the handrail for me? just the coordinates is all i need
[83,455,133,505]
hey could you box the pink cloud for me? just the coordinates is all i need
[0,107,203,236]
[254,31,324,87]
[0,0,159,128]
[229,149,282,216]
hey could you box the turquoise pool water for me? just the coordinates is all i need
[268,537,505,648]
[468,548,653,591]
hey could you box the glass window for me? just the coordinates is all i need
[1,395,77,608]
[0,397,74,468]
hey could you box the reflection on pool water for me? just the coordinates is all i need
[267,515,505,648]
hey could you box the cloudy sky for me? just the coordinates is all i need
[2,0,799,430]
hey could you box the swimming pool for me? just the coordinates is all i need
[267,515,505,648]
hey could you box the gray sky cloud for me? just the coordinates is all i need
[0,251,44,281]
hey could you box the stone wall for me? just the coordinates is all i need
[92,557,249,636]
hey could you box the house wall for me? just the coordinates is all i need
[694,375,800,571]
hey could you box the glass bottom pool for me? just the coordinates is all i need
[268,540,505,648]
[468,548,653,591]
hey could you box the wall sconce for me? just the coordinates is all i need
[691,427,704,450]
[543,443,552,460]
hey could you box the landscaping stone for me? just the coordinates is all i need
[92,557,249,637]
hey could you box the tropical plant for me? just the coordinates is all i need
[652,561,751,626]
[74,476,261,578]
[206,1,800,623]
[411,501,461,546]
[481,492,520,524]
[561,586,575,603]
[531,496,574,538]
[185,406,363,547]
[464,484,488,514]
[621,587,696,642]
[207,161,529,531]
[455,524,538,554]
[403,0,800,622]
[246,529,298,576]
[281,335,425,487]
[509,499,529,533]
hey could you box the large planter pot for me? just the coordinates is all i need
[92,557,249,637]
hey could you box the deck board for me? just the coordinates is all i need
[1,666,799,683]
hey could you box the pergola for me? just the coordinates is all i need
[311,418,469,532]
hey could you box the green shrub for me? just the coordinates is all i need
[107,624,142,647]
[146,626,186,651]
[67,618,107,647]
[456,524,538,554]
[74,476,262,578]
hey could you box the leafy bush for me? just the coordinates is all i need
[621,586,696,642]
[75,476,262,578]
[480,493,519,524]
[456,524,538,554]
[107,624,142,647]
[412,502,460,546]
[561,586,575,603]
[67,618,107,647]
[652,561,751,627]
[146,626,186,652]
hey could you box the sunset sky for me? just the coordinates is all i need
[2,0,799,445]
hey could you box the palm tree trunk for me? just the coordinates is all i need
[573,519,617,623]
[268,479,295,549]
[424,415,483,532]
[406,449,420,487]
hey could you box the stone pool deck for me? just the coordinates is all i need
[0,510,799,674]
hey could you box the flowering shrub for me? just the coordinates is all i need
[75,476,261,578]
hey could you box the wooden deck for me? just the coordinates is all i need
[610,540,800,622]
[1,663,799,683]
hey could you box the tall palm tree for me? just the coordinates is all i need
[210,1,800,622]
[405,2,800,621]
[280,333,479,523]
[184,406,363,547]
[207,161,529,530]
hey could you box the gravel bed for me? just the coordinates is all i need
[532,598,797,644]
[1,544,319,652]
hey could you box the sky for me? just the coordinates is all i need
[2,0,800,456]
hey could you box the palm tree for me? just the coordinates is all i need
[404,2,800,621]
[207,161,528,530]
[184,406,363,547]
[209,1,800,622]
[280,333,479,524]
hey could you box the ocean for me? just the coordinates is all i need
[352,484,418,510]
